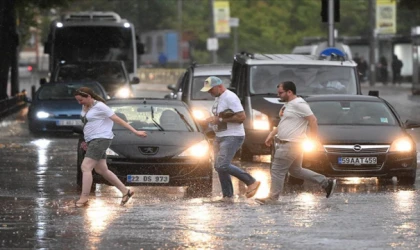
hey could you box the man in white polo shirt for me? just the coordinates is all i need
[201,76,260,202]
[256,81,337,204]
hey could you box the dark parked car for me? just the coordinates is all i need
[275,95,420,186]
[76,99,213,196]
[28,81,108,134]
[42,60,140,98]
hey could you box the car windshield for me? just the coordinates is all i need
[308,100,397,126]
[38,83,103,100]
[191,75,231,100]
[110,104,197,131]
[55,63,127,88]
[250,65,357,95]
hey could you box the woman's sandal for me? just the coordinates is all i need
[120,189,134,206]
[75,200,89,208]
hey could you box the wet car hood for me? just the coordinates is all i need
[318,125,406,144]
[110,130,207,159]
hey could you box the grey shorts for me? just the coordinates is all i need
[85,139,112,160]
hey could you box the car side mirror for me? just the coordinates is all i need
[131,76,140,84]
[404,119,420,129]
[40,78,47,85]
[167,84,176,91]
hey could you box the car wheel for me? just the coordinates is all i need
[398,175,416,186]
[186,180,213,198]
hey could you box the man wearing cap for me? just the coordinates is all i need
[200,76,260,202]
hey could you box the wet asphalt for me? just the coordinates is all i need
[0,82,420,249]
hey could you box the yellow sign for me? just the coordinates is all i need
[213,1,231,37]
[376,0,396,34]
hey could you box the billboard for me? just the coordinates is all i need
[213,1,231,38]
[376,0,396,34]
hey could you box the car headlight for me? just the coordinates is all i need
[390,137,413,152]
[106,148,119,156]
[302,139,324,153]
[36,111,52,119]
[252,109,270,130]
[192,108,211,121]
[115,87,132,98]
[179,140,210,157]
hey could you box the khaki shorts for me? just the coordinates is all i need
[85,139,112,160]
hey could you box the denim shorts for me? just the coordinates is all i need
[85,139,112,160]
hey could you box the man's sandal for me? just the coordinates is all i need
[75,200,89,208]
[120,189,134,206]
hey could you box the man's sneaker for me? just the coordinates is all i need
[324,179,337,198]
[255,197,282,205]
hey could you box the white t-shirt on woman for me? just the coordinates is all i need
[81,101,115,142]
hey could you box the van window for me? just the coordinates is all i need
[249,65,357,96]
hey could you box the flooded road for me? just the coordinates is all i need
[1,83,420,249]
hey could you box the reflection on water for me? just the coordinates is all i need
[291,193,319,228]
[394,190,414,213]
[390,190,417,247]
[183,206,215,245]
[31,139,51,167]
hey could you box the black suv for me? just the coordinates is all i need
[165,63,231,122]
[230,52,361,161]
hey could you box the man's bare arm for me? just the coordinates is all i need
[305,114,318,140]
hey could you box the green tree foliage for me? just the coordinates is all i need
[15,0,420,64]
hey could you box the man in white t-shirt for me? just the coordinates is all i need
[200,76,261,202]
[256,81,337,204]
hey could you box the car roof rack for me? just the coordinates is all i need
[239,51,254,59]
[62,12,122,22]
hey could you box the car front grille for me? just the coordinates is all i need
[324,145,389,154]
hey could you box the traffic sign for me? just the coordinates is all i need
[207,38,219,51]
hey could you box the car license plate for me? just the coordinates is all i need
[57,120,83,126]
[338,157,377,165]
[127,175,170,183]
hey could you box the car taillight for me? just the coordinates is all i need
[27,66,33,72]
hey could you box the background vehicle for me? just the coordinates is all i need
[230,52,360,161]
[75,99,213,197]
[47,60,139,98]
[291,41,353,60]
[28,81,107,134]
[293,95,419,185]
[44,11,144,78]
[165,63,231,122]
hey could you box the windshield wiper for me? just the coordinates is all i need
[150,106,164,131]
[174,108,194,132]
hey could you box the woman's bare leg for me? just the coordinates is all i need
[94,159,128,195]
[78,157,97,203]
